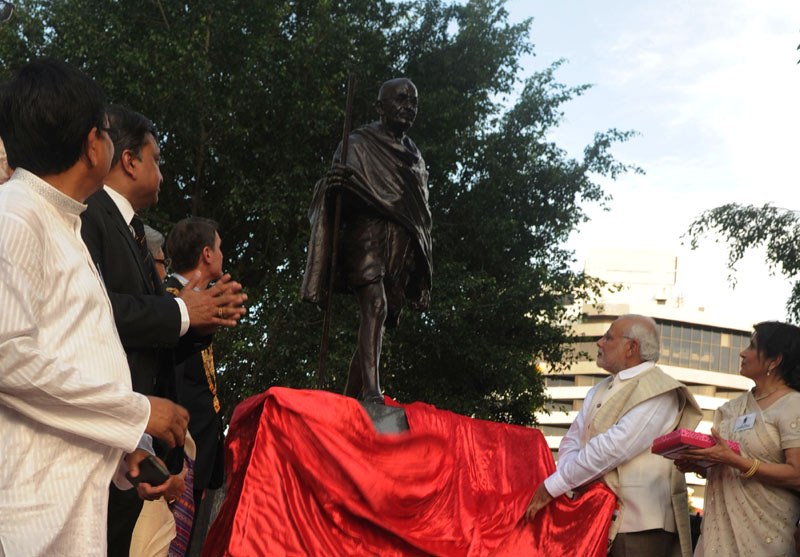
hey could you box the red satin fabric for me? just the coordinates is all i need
[203,388,615,556]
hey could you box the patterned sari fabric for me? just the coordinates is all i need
[700,391,800,556]
[203,388,616,556]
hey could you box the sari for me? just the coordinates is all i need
[699,390,800,556]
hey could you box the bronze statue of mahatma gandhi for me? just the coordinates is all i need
[301,78,432,405]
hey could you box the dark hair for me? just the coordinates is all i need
[166,217,219,273]
[106,104,157,168]
[753,321,800,390]
[0,58,106,175]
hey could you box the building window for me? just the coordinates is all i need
[657,320,749,374]
[545,376,576,387]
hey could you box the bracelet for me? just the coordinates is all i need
[741,458,760,478]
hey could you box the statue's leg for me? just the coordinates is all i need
[356,281,387,404]
[343,348,362,398]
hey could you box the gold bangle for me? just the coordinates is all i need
[741,458,760,478]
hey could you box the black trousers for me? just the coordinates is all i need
[610,529,679,557]
[106,484,143,556]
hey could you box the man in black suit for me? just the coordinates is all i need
[164,217,227,549]
[80,105,247,554]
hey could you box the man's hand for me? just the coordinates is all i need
[179,272,248,331]
[524,483,554,522]
[125,450,171,501]
[325,163,352,188]
[145,396,189,448]
[163,468,187,503]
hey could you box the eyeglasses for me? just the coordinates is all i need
[0,2,14,24]
[154,257,171,268]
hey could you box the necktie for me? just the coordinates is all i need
[130,215,150,264]
[130,215,156,291]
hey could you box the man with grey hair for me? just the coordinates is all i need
[143,224,169,281]
[525,314,702,557]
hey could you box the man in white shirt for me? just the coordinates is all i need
[525,314,701,557]
[0,59,189,556]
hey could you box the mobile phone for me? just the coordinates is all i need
[125,454,170,487]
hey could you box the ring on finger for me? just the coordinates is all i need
[218,307,224,318]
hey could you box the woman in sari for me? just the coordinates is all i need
[677,321,800,556]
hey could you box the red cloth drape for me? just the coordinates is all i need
[203,388,615,556]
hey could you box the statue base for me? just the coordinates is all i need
[359,399,409,433]
[202,387,615,556]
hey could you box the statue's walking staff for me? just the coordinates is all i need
[317,73,356,388]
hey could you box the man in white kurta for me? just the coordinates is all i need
[525,314,702,557]
[0,59,187,556]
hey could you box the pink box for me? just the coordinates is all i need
[652,428,740,469]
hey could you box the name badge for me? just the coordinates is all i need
[734,413,756,432]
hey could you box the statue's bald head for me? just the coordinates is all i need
[375,78,418,138]
[378,78,417,101]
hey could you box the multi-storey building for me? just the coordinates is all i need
[537,248,755,510]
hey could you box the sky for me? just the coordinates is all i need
[503,0,799,326]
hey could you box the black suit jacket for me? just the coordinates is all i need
[81,188,203,552]
[81,188,189,399]
[165,275,225,491]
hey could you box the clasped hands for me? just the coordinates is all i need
[179,271,248,334]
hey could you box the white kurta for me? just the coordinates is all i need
[0,169,151,556]
[544,361,679,501]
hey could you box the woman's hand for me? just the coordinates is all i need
[679,428,745,470]
[674,457,706,478]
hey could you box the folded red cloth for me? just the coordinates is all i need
[203,387,616,556]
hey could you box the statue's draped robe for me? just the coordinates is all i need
[301,122,432,310]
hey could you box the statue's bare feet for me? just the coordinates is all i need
[362,391,385,405]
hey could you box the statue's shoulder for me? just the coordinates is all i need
[350,121,383,144]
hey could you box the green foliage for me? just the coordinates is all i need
[687,204,800,322]
[0,0,637,425]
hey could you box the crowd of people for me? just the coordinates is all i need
[2,57,800,557]
[0,60,244,556]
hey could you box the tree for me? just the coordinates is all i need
[0,0,638,425]
[687,204,800,321]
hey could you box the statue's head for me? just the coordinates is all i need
[375,78,418,137]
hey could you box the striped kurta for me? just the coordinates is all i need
[0,169,150,556]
